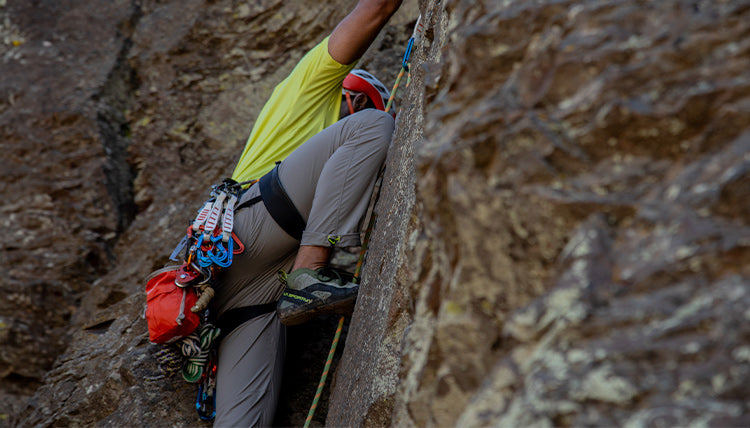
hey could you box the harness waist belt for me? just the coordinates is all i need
[258,164,306,241]
[216,302,277,339]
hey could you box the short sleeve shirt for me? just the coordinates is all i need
[231,37,356,181]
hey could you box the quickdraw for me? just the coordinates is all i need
[171,178,251,294]
[161,178,253,421]
[196,352,218,421]
[383,15,422,113]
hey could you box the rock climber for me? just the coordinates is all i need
[209,0,403,425]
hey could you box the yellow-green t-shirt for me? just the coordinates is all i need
[231,37,356,182]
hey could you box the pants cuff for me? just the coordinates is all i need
[300,231,361,247]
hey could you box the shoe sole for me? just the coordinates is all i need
[278,295,357,326]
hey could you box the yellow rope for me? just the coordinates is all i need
[385,66,407,113]
[303,316,345,428]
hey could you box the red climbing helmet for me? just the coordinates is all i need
[343,69,392,112]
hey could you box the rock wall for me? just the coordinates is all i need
[328,0,750,426]
[3,0,749,426]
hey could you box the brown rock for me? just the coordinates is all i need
[328,0,750,426]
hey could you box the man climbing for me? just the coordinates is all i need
[209,0,403,425]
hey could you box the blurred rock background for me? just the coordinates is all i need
[1,0,749,426]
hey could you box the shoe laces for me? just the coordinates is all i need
[317,267,354,286]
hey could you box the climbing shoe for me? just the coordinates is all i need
[276,267,359,326]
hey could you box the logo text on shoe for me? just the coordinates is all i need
[283,292,312,303]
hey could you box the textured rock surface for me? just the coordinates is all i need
[328,0,750,426]
[1,0,416,425]
[3,0,750,426]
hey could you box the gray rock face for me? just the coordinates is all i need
[328,0,750,426]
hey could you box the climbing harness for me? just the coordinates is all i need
[214,301,277,339]
[258,163,307,240]
[148,163,309,421]
[172,178,250,292]
[147,178,250,344]
[146,177,256,421]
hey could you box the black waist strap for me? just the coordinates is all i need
[258,164,306,241]
[216,302,277,339]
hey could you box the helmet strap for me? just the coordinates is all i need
[345,91,355,115]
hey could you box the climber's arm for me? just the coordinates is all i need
[328,0,403,65]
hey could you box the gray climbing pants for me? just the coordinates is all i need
[212,109,394,427]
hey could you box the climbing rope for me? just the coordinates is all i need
[304,315,345,428]
[155,345,184,376]
[182,323,222,383]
